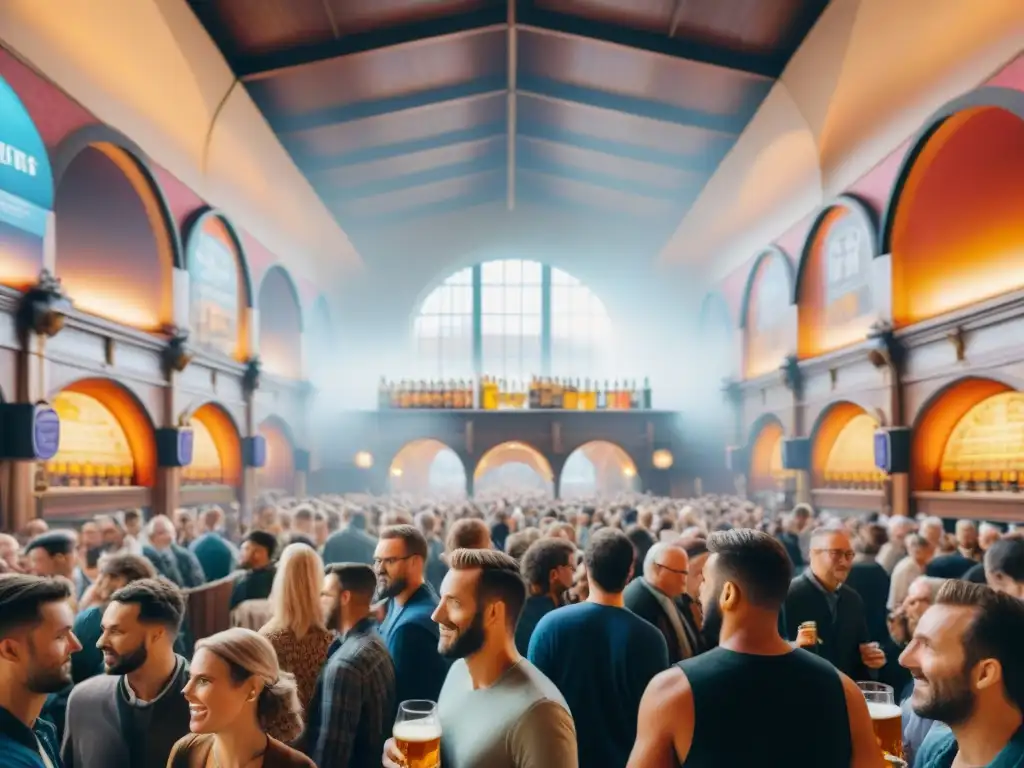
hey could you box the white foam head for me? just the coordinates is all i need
[867,701,902,720]
[393,720,442,743]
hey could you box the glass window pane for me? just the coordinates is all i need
[421,290,441,314]
[503,315,521,336]
[450,268,471,285]
[418,315,440,336]
[522,260,542,283]
[438,287,452,314]
[552,285,569,312]
[481,261,504,284]
[522,286,542,314]
[522,314,542,336]
[570,314,591,339]
[482,285,504,314]
[504,286,522,314]
[504,259,522,283]
[481,314,502,337]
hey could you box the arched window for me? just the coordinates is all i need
[413,267,474,379]
[413,260,613,381]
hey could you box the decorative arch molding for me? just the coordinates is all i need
[51,125,183,270]
[50,377,158,487]
[809,401,880,485]
[910,376,1018,492]
[179,400,243,487]
[258,264,305,332]
[881,86,1024,255]
[561,439,642,477]
[183,207,254,307]
[794,194,881,302]
[558,440,640,494]
[737,246,796,330]
[389,438,462,471]
[257,414,297,491]
[748,413,786,491]
[698,290,734,329]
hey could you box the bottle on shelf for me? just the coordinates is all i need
[643,377,652,410]
[552,378,564,409]
[564,379,579,410]
[597,380,607,410]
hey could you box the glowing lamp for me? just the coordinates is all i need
[391,467,403,477]
[622,466,637,478]
[652,449,674,470]
[354,451,374,469]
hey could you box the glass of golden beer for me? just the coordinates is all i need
[858,681,902,760]
[393,700,441,768]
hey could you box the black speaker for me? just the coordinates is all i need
[781,438,811,471]
[874,427,912,474]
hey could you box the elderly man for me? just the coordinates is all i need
[143,515,205,588]
[623,542,699,663]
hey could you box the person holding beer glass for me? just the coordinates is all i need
[383,549,576,768]
[627,530,883,768]
[900,581,1024,768]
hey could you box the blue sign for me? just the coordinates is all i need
[178,428,194,467]
[0,75,52,211]
[33,405,61,460]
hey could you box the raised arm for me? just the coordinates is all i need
[840,673,886,768]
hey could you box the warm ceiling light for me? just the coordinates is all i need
[390,466,403,477]
[354,451,373,469]
[622,466,637,478]
[652,449,674,470]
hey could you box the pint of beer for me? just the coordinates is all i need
[858,682,903,760]
[394,700,441,768]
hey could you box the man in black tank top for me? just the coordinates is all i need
[627,529,883,768]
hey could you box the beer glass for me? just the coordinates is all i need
[858,681,902,760]
[393,700,441,768]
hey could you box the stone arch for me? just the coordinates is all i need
[389,438,467,497]
[257,265,304,378]
[559,440,640,497]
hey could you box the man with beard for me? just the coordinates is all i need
[902,581,1024,768]
[62,578,190,768]
[0,575,80,767]
[304,563,395,768]
[627,529,881,768]
[781,527,886,680]
[383,548,576,768]
[375,525,450,704]
[529,528,667,768]
[229,530,278,610]
[515,538,575,654]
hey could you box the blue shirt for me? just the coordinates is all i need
[378,584,449,705]
[528,601,669,768]
[0,704,61,768]
[915,723,1024,768]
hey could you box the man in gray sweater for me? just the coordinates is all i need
[62,578,191,768]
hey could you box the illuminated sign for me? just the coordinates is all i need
[188,216,240,357]
[823,211,873,326]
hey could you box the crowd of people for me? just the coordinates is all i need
[0,491,1023,767]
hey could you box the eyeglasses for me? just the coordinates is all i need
[655,563,689,576]
[373,555,413,569]
[815,548,855,561]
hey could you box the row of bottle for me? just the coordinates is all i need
[378,376,653,411]
[940,469,1022,493]
[42,462,135,488]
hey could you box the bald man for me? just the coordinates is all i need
[623,542,699,663]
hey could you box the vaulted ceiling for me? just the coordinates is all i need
[188,0,829,248]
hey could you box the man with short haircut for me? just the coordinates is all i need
[984,537,1024,599]
[383,549,577,768]
[902,581,1024,767]
[445,518,492,556]
[305,564,395,768]
[516,538,575,655]
[529,528,668,768]
[879,515,916,573]
[25,533,78,584]
[375,525,450,704]
[188,507,237,581]
[292,505,316,540]
[782,527,886,680]
[141,516,184,586]
[624,543,698,664]
[229,530,278,610]
[0,575,81,768]
[62,578,191,768]
[627,530,881,768]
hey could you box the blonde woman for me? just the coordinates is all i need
[258,543,333,725]
[167,628,314,767]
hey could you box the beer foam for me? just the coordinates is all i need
[394,721,442,743]
[867,702,902,719]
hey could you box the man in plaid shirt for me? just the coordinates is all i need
[305,563,396,768]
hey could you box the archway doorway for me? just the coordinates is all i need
[389,439,467,498]
[560,441,639,497]
[474,442,554,498]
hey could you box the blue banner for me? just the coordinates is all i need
[0,74,52,211]
[0,187,48,237]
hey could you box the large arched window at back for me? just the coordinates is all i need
[551,267,612,377]
[414,267,474,379]
[413,259,613,381]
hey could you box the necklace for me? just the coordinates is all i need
[211,734,269,768]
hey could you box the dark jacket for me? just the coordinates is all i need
[322,527,376,566]
[171,543,206,587]
[0,704,60,768]
[230,565,277,610]
[780,571,872,681]
[846,558,891,644]
[925,553,976,580]
[623,578,696,665]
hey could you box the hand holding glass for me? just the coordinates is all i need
[393,700,441,768]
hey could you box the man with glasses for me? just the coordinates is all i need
[624,543,700,662]
[780,527,886,680]
[374,525,450,704]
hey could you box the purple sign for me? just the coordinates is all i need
[178,428,194,467]
[33,405,60,460]
[874,430,889,472]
